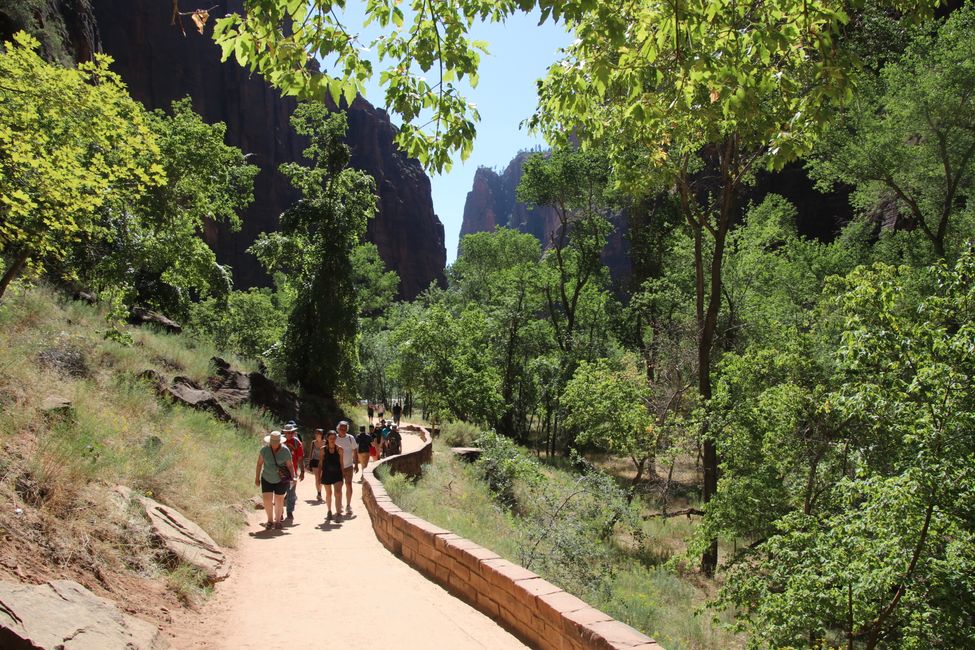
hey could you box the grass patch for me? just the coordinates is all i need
[0,284,263,587]
[164,563,213,605]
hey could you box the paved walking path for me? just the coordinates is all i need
[166,432,526,649]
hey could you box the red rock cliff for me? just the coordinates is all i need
[0,0,446,299]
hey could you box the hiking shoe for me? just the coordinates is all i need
[326,511,332,522]
[345,507,352,515]
[285,512,294,520]
[273,521,283,530]
[317,493,323,502]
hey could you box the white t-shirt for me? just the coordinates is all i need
[334,433,357,468]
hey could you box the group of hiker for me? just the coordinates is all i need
[254,416,404,530]
[367,400,403,426]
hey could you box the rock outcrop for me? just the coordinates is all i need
[162,376,233,422]
[128,307,182,335]
[116,487,230,584]
[0,579,168,649]
[0,0,447,299]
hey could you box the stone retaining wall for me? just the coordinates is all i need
[362,430,663,650]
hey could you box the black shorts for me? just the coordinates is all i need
[261,477,288,495]
[309,458,320,469]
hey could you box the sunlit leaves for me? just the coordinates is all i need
[0,32,163,296]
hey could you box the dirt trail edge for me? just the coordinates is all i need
[165,432,526,649]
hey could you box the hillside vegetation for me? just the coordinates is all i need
[0,285,270,613]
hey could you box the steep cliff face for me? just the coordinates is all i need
[0,0,446,299]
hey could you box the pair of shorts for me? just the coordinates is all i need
[261,477,288,496]
[309,458,320,469]
[321,469,343,485]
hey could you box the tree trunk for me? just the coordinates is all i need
[0,251,29,301]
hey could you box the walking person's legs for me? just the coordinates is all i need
[342,467,354,514]
[324,483,334,520]
[261,490,274,527]
[273,492,286,528]
[285,480,297,519]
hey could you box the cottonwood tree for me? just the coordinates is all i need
[0,33,162,300]
[451,228,548,441]
[811,5,975,261]
[527,0,940,575]
[250,104,375,397]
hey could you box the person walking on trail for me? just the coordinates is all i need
[334,420,359,516]
[309,429,325,501]
[282,424,304,521]
[367,402,374,424]
[318,430,344,522]
[387,423,403,456]
[255,431,292,530]
[355,424,373,478]
[392,401,402,425]
[368,424,381,460]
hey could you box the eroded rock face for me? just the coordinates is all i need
[162,377,232,422]
[0,579,168,649]
[116,487,230,584]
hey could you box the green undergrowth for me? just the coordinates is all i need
[380,438,742,650]
[0,284,275,597]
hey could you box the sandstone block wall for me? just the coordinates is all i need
[363,431,663,650]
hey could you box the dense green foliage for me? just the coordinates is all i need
[0,33,162,301]
[249,104,377,397]
[0,34,256,327]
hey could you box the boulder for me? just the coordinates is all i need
[117,487,230,583]
[207,357,251,408]
[0,579,167,649]
[163,377,231,422]
[128,307,182,335]
[40,395,73,418]
[450,447,483,463]
[248,371,299,421]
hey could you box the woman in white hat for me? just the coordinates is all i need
[255,431,293,529]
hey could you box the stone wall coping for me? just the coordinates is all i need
[362,427,664,650]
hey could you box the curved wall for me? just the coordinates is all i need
[362,431,663,650]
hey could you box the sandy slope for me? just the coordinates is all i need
[166,432,526,649]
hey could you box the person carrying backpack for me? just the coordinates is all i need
[386,424,402,456]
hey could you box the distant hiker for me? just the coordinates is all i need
[309,429,325,501]
[255,431,292,530]
[378,405,385,421]
[370,425,383,460]
[318,430,344,522]
[387,424,403,456]
[379,420,392,457]
[392,401,402,425]
[356,424,373,477]
[282,424,304,521]
[335,421,359,516]
[367,402,374,423]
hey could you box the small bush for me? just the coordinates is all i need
[440,420,481,447]
[473,430,541,507]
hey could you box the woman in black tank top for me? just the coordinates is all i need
[320,430,344,521]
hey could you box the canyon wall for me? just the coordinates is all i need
[0,0,446,298]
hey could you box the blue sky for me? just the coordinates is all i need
[351,11,571,263]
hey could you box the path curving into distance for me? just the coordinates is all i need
[166,431,526,649]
